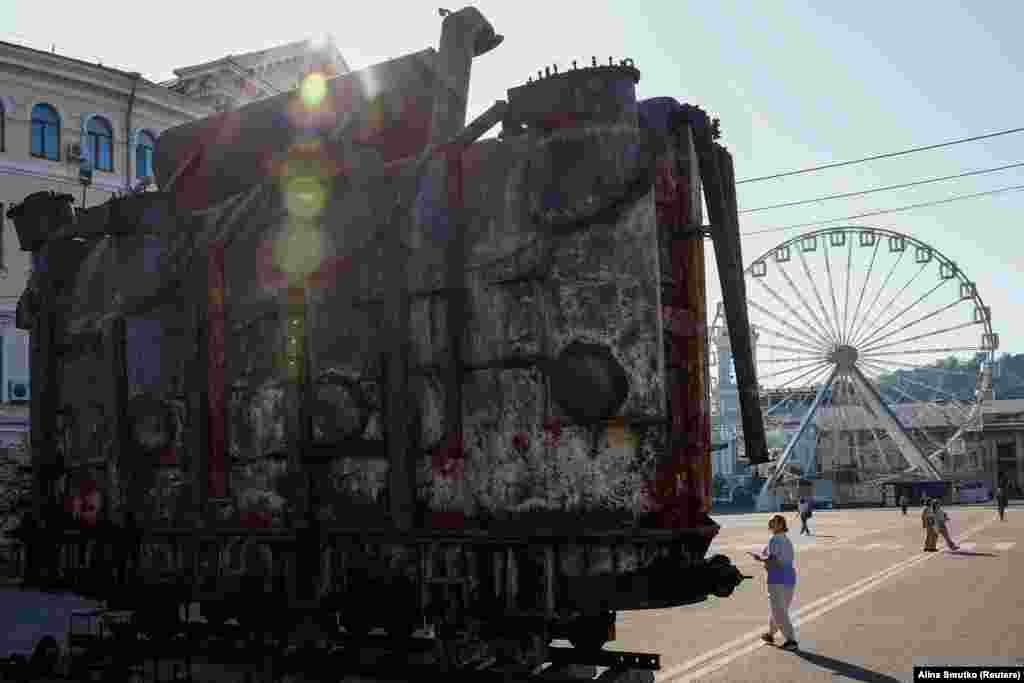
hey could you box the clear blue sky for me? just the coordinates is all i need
[5,0,1023,352]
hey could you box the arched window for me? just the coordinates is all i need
[136,130,156,179]
[87,116,113,172]
[31,103,61,160]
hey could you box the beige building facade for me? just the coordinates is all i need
[163,37,349,112]
[0,41,213,458]
[0,38,348,535]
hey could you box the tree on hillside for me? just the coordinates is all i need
[712,474,729,498]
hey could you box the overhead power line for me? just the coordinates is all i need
[736,126,1024,185]
[744,183,1024,236]
[739,162,1024,214]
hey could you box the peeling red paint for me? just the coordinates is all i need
[661,303,703,340]
[430,511,467,528]
[446,146,464,210]
[536,111,593,131]
[654,156,686,228]
[644,149,711,529]
[542,417,562,448]
[431,431,465,479]
[306,255,353,289]
[239,510,273,529]
[208,241,227,499]
[352,92,435,163]
[640,464,699,528]
[63,479,101,527]
[511,431,530,454]
[157,445,178,467]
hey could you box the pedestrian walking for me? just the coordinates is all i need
[996,486,1008,521]
[798,497,812,535]
[922,497,938,552]
[931,499,959,551]
[750,515,799,651]
[899,494,907,515]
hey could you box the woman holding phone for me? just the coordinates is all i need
[750,514,799,650]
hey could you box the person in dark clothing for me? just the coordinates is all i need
[922,497,938,552]
[797,498,811,535]
[931,500,959,551]
[996,486,1009,521]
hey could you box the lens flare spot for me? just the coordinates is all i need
[301,72,328,108]
[285,174,328,220]
[270,225,326,280]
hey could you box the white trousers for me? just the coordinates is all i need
[767,583,796,642]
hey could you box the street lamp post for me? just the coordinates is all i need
[79,158,93,208]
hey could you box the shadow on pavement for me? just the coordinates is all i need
[791,649,903,682]
[947,551,998,557]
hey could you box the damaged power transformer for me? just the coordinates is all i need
[9,6,766,673]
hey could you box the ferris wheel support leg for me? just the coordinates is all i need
[757,368,839,510]
[847,365,944,481]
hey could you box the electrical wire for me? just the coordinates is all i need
[736,126,1024,185]
[744,183,1024,236]
[739,162,1024,214]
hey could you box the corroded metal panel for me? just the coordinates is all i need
[18,10,767,620]
[153,50,441,211]
[642,101,711,530]
[403,112,669,529]
[208,240,228,500]
[38,59,719,540]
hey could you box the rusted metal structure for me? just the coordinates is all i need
[8,7,765,679]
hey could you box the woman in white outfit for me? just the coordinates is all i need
[750,514,799,650]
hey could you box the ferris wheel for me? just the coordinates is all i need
[713,226,998,509]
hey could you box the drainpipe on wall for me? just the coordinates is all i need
[125,73,142,192]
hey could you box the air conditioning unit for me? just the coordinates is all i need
[7,380,29,402]
[66,142,83,162]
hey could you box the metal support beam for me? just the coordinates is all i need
[760,367,838,506]
[693,127,768,465]
[848,365,942,480]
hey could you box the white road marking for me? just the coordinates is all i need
[994,542,1016,551]
[656,517,998,682]
[957,542,977,551]
[862,543,882,550]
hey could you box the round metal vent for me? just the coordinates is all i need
[546,341,630,424]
